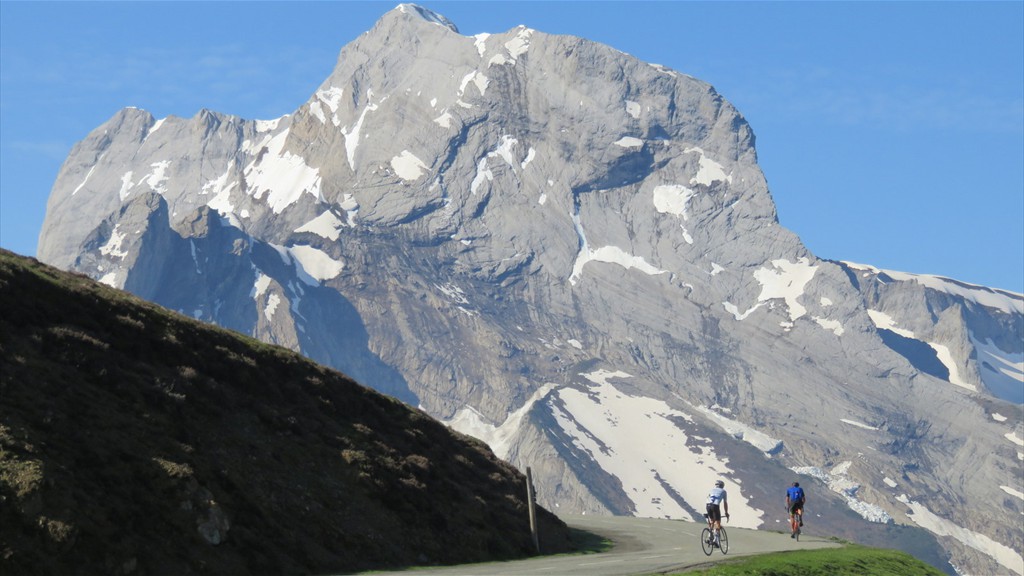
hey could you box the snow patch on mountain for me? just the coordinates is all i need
[243,129,322,214]
[470,136,523,193]
[264,293,281,321]
[582,247,664,278]
[930,342,972,391]
[648,63,678,77]
[433,110,454,129]
[652,185,696,220]
[722,301,755,321]
[684,147,732,186]
[504,27,533,62]
[494,135,518,168]
[754,258,817,321]
[435,282,468,305]
[117,172,135,201]
[550,370,764,526]
[288,245,344,285]
[141,161,171,194]
[897,494,1023,575]
[73,165,98,196]
[255,117,281,133]
[445,383,556,460]
[724,258,818,324]
[845,262,1023,315]
[201,166,237,198]
[1001,485,1024,501]
[458,71,489,98]
[295,211,345,241]
[252,273,272,298]
[471,158,493,195]
[144,117,166,142]
[971,335,1024,400]
[341,92,384,170]
[792,462,891,524]
[203,167,239,219]
[391,150,429,181]
[866,309,912,338]
[337,194,359,227]
[521,147,536,170]
[614,137,644,149]
[625,100,641,119]
[99,226,129,259]
[473,33,489,57]
[841,419,879,431]
[569,204,667,285]
[814,317,845,336]
[1006,431,1024,448]
[692,404,782,454]
[396,3,458,32]
[97,270,121,288]
[866,309,977,391]
[311,86,345,126]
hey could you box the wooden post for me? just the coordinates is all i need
[526,466,540,553]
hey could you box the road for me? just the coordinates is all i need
[357,515,840,575]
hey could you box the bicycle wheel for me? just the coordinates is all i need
[700,527,713,556]
[718,527,729,554]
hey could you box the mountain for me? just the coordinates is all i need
[0,249,573,574]
[36,4,1023,575]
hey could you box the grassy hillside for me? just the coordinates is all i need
[679,543,947,575]
[0,249,572,575]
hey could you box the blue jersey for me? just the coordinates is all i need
[787,486,805,502]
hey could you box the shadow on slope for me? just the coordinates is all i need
[876,328,950,381]
[0,249,572,575]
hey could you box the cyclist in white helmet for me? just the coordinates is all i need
[706,480,730,545]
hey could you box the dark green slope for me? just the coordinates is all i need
[0,249,571,575]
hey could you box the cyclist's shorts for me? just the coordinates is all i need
[789,500,804,515]
[706,503,722,522]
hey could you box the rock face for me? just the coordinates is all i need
[37,5,1023,574]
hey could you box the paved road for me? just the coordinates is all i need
[358,515,839,575]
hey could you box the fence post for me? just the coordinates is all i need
[526,466,540,553]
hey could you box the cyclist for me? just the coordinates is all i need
[786,481,806,538]
[706,480,730,546]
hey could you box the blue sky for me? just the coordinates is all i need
[2,1,1022,292]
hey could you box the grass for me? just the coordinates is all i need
[568,527,615,555]
[675,544,947,575]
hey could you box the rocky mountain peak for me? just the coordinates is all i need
[390,3,460,33]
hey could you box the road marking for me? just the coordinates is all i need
[641,554,671,560]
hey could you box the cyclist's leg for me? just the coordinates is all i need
[710,505,721,532]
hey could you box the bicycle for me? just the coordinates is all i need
[789,507,803,541]
[700,513,729,555]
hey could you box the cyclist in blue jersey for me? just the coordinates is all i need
[706,480,730,545]
[786,481,806,538]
